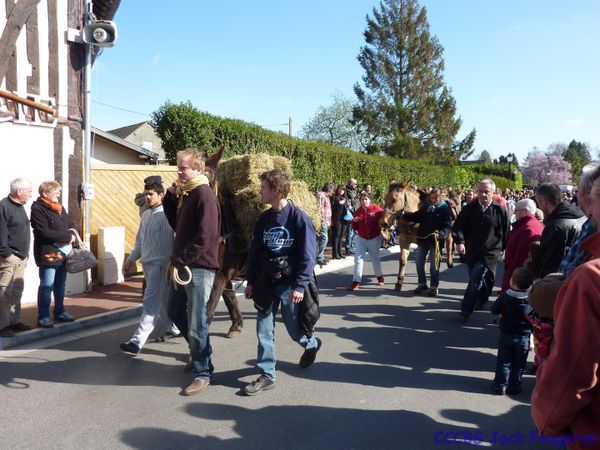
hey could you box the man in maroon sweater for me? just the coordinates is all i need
[163,147,221,396]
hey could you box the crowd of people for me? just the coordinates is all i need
[2,153,599,445]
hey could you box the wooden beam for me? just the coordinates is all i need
[0,88,55,114]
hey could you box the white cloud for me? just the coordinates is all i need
[152,53,161,64]
[566,117,584,126]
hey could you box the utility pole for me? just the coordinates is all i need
[288,117,292,138]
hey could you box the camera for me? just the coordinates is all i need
[267,256,291,281]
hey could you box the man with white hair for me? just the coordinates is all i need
[500,198,544,293]
[452,179,509,320]
[0,178,33,337]
[557,162,599,277]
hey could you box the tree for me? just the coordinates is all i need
[300,91,362,151]
[562,139,591,181]
[521,148,572,186]
[479,150,492,163]
[352,0,475,163]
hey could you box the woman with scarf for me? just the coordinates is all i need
[30,181,76,328]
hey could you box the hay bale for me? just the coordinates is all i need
[219,153,319,248]
[218,153,292,197]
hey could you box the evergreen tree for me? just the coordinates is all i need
[563,139,591,181]
[352,0,475,163]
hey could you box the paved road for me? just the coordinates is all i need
[1,251,555,450]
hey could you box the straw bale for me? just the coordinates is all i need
[289,181,321,231]
[232,186,269,246]
[218,153,292,197]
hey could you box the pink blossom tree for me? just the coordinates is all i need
[521,149,572,185]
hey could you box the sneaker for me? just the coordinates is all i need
[182,378,210,396]
[413,285,428,294]
[155,330,182,342]
[9,322,32,332]
[38,317,54,328]
[0,327,15,338]
[299,338,322,368]
[243,375,275,396]
[376,276,385,286]
[426,287,438,297]
[347,281,360,291]
[119,341,140,355]
[491,384,507,395]
[54,311,75,322]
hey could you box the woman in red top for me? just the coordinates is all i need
[347,192,385,290]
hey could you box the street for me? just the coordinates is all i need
[0,252,554,450]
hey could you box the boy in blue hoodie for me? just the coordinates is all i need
[491,267,534,395]
[243,169,321,395]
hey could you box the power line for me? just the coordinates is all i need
[92,100,150,117]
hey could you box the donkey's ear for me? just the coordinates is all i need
[206,145,224,170]
[398,182,408,189]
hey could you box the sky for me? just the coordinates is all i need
[91,0,600,163]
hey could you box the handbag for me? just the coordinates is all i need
[343,206,353,222]
[66,228,98,274]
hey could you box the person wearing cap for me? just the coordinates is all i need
[119,178,175,355]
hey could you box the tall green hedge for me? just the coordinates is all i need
[152,102,521,201]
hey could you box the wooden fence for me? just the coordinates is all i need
[90,164,177,270]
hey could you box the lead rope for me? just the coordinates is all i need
[417,232,441,270]
[169,263,192,286]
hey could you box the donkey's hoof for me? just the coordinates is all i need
[227,325,242,338]
[394,283,402,291]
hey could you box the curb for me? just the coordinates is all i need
[0,304,142,351]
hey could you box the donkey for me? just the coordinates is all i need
[380,182,421,291]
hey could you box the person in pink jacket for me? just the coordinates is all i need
[347,192,385,291]
[531,168,600,450]
[500,198,544,293]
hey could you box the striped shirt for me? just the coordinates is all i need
[316,192,332,226]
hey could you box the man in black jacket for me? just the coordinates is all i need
[453,179,509,320]
[535,183,586,277]
[0,178,33,337]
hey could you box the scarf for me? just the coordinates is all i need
[175,174,209,210]
[40,196,63,214]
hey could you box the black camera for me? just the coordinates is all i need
[267,256,292,281]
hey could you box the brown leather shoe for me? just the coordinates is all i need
[182,378,210,396]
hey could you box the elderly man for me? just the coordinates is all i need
[531,167,600,450]
[557,162,599,277]
[452,179,509,320]
[163,147,221,396]
[500,198,544,293]
[0,178,33,337]
[535,183,585,277]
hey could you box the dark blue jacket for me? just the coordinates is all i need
[246,202,317,293]
[403,201,453,248]
[491,289,533,335]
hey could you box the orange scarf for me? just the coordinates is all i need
[40,196,63,214]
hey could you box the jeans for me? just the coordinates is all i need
[256,282,318,380]
[353,235,383,283]
[37,262,67,320]
[460,260,496,315]
[494,332,530,389]
[167,282,188,341]
[187,268,215,380]
[317,222,329,262]
[415,245,439,288]
[130,263,171,349]
[346,226,356,253]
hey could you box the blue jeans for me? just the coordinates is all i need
[187,268,215,380]
[37,262,67,320]
[346,226,356,253]
[460,260,496,315]
[494,332,530,390]
[256,282,318,380]
[317,222,329,262]
[415,245,439,288]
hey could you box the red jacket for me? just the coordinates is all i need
[501,214,544,292]
[531,231,600,449]
[351,204,383,240]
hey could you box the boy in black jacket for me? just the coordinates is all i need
[491,267,534,395]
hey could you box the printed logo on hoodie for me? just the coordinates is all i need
[263,226,294,251]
